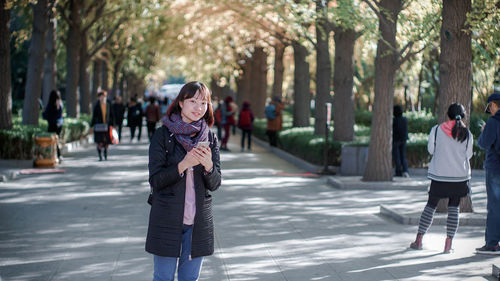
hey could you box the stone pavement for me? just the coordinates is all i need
[0,129,499,281]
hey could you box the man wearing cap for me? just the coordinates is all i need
[476,93,500,255]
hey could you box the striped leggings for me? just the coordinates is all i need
[417,195,460,238]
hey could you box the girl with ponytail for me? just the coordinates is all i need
[410,103,473,254]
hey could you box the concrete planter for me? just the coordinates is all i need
[340,145,368,176]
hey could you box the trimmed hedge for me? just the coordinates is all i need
[0,114,90,160]
[254,110,487,169]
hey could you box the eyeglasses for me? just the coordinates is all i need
[485,103,491,114]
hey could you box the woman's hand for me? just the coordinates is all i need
[192,146,213,172]
[178,149,201,174]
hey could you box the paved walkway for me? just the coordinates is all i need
[0,130,499,281]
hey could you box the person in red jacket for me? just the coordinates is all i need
[238,101,254,152]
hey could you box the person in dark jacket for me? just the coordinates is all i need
[237,101,254,152]
[146,81,221,281]
[91,91,114,161]
[127,96,144,142]
[42,90,64,160]
[145,96,161,141]
[393,105,409,177]
[476,93,500,255]
[112,95,125,141]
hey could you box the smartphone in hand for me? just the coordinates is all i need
[196,141,210,148]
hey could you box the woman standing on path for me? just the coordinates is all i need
[146,81,221,281]
[91,91,114,161]
[410,103,473,253]
[42,90,64,161]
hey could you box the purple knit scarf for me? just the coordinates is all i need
[162,113,209,152]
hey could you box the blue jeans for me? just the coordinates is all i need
[393,141,408,176]
[153,225,203,281]
[485,170,500,247]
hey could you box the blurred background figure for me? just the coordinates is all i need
[42,90,63,161]
[237,101,254,152]
[112,96,125,141]
[145,96,161,141]
[127,95,144,142]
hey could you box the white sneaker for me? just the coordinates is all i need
[402,172,410,178]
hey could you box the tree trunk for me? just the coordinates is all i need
[91,59,101,103]
[417,62,423,111]
[251,47,268,118]
[437,0,472,124]
[363,0,402,181]
[292,40,311,127]
[314,0,332,135]
[236,51,253,107]
[22,0,49,125]
[111,60,121,100]
[436,0,473,213]
[332,27,356,141]
[101,59,109,92]
[119,71,127,101]
[272,42,285,100]
[65,0,81,118]
[79,31,91,114]
[0,0,12,130]
[42,6,57,106]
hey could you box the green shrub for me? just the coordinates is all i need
[0,114,90,159]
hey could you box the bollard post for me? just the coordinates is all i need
[321,103,335,175]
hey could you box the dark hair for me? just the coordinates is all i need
[447,103,468,143]
[393,105,403,117]
[97,90,107,97]
[47,90,60,109]
[166,81,214,126]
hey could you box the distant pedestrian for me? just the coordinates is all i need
[265,96,285,147]
[145,97,161,141]
[476,92,500,255]
[213,98,224,140]
[238,101,254,152]
[42,90,63,161]
[91,91,114,161]
[220,96,236,151]
[127,96,143,142]
[410,103,473,253]
[146,81,221,281]
[393,105,409,177]
[112,96,125,141]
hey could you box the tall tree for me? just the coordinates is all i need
[437,0,472,123]
[0,0,12,130]
[332,26,359,141]
[314,0,332,135]
[292,40,311,127]
[22,0,49,125]
[60,0,82,117]
[272,41,286,100]
[42,0,57,106]
[435,0,473,213]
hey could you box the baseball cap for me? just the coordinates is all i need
[487,93,500,103]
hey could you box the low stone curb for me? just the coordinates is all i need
[251,135,339,174]
[379,204,486,226]
[326,176,429,191]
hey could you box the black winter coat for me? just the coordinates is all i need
[91,100,114,144]
[146,125,221,258]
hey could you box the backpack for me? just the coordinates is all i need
[238,110,252,128]
[265,104,276,120]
